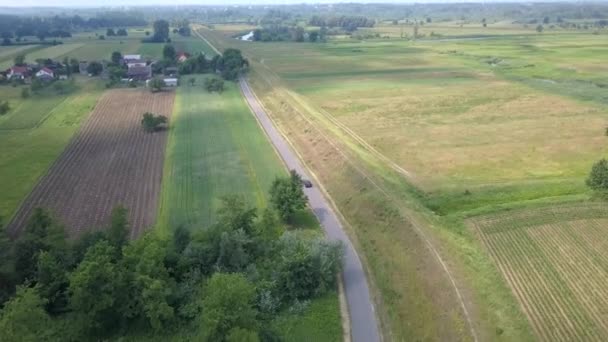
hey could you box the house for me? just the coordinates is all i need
[123,54,142,64]
[177,52,189,63]
[126,59,147,68]
[127,65,152,81]
[35,67,55,81]
[164,78,178,87]
[79,61,89,75]
[7,66,28,79]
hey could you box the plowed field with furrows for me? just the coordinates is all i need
[8,89,174,239]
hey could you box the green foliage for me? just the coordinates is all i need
[276,233,343,301]
[111,51,122,64]
[163,44,176,61]
[216,48,249,81]
[141,112,168,132]
[68,240,123,335]
[14,208,67,283]
[86,61,103,76]
[0,286,53,342]
[152,20,170,42]
[205,76,224,93]
[269,170,307,222]
[20,87,29,99]
[0,100,9,115]
[201,273,258,341]
[107,28,116,37]
[586,159,608,192]
[36,251,69,313]
[108,206,129,251]
[149,76,166,93]
[179,53,210,75]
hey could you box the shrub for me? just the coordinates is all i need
[586,159,608,192]
[141,112,168,132]
[0,101,10,115]
[204,77,224,93]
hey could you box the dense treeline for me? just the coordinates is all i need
[252,26,326,43]
[309,15,375,31]
[0,12,146,41]
[0,174,343,341]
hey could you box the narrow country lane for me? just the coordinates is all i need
[239,79,381,342]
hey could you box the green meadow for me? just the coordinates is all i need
[0,77,104,222]
[198,25,608,341]
[157,75,286,230]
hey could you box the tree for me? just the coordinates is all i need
[0,286,53,342]
[13,208,67,283]
[106,28,116,36]
[98,35,105,40]
[108,206,129,251]
[269,170,307,222]
[204,77,224,93]
[163,44,176,61]
[536,24,544,33]
[188,77,195,86]
[141,112,168,132]
[0,101,10,115]
[36,251,69,313]
[20,87,29,99]
[69,58,80,73]
[543,16,550,24]
[87,61,103,76]
[14,54,25,66]
[201,273,258,341]
[227,328,260,342]
[117,28,128,36]
[149,77,165,93]
[587,159,608,192]
[111,51,122,64]
[153,20,170,42]
[68,240,123,334]
[216,48,249,81]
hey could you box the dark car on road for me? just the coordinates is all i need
[302,179,313,188]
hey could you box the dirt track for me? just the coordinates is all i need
[8,89,174,239]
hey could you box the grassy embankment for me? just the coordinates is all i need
[197,25,608,341]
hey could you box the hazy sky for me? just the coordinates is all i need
[0,0,567,8]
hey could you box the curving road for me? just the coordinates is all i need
[239,79,381,342]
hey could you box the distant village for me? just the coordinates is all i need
[0,50,192,88]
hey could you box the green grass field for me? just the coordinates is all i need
[0,77,104,222]
[195,25,608,341]
[157,75,285,230]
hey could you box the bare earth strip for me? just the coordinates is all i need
[470,205,608,341]
[8,89,175,239]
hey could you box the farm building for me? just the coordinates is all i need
[7,66,28,79]
[35,67,55,81]
[127,65,152,81]
[145,78,178,87]
[123,54,142,63]
[177,52,189,63]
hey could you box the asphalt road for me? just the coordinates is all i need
[240,79,381,342]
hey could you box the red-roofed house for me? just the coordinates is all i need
[35,67,55,81]
[7,66,28,79]
[177,52,189,63]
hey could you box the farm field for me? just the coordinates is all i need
[157,75,285,230]
[0,78,104,222]
[196,24,608,342]
[470,203,608,341]
[7,89,174,239]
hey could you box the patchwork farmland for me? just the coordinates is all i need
[470,204,608,341]
[7,89,174,238]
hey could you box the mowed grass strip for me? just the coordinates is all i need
[471,206,608,341]
[158,75,284,230]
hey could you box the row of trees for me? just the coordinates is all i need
[309,15,375,31]
[0,173,342,341]
[252,26,327,43]
[177,48,249,81]
[106,28,128,37]
[0,13,146,42]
